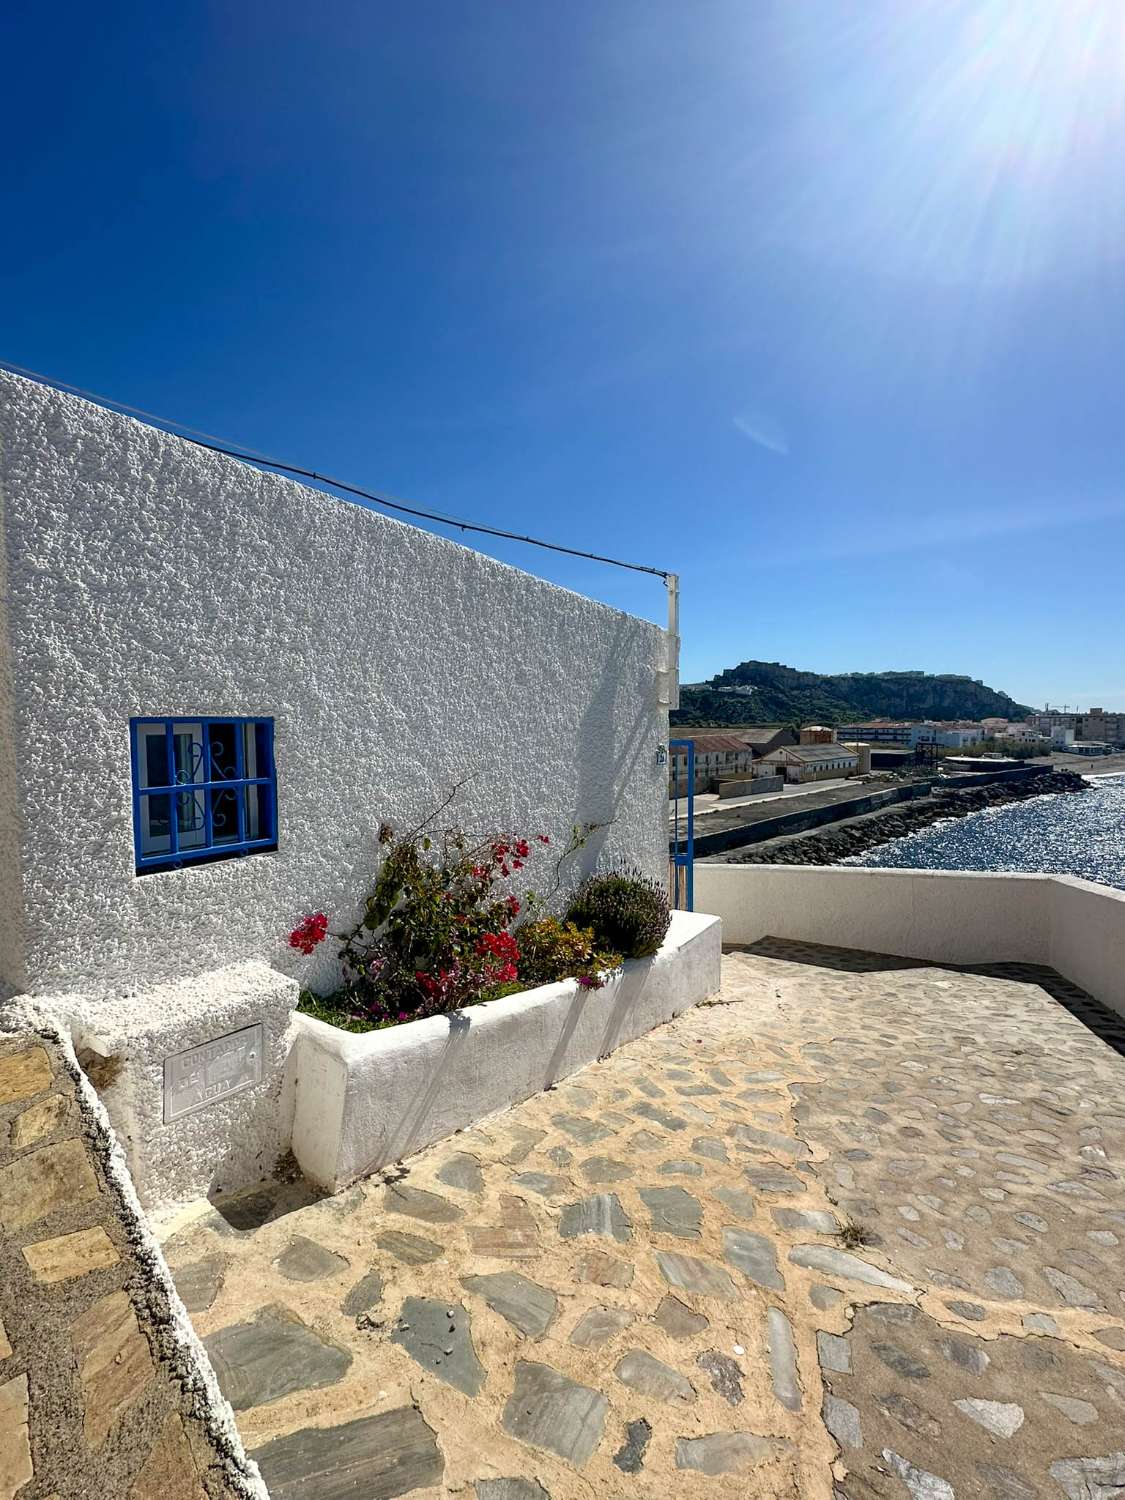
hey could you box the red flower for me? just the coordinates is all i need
[537,834,550,844]
[506,896,521,917]
[511,859,523,871]
[480,930,525,978]
[288,912,330,955]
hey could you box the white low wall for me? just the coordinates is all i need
[1049,875,1125,1020]
[61,962,299,1211]
[287,909,722,1191]
[694,864,1125,1020]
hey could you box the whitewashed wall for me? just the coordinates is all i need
[694,863,1125,1021]
[0,371,669,995]
[0,529,24,1000]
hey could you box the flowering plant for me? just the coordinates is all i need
[290,805,617,1031]
[288,912,329,955]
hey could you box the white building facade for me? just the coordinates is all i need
[0,371,670,1000]
[0,371,688,1207]
[761,744,860,783]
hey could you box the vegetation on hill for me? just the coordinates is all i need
[673,660,1034,728]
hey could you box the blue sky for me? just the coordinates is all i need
[4,0,1124,709]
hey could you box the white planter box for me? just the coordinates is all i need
[287,909,721,1191]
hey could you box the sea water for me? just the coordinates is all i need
[843,773,1125,891]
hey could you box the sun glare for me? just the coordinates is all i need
[772,0,1125,286]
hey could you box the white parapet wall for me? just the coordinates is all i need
[1048,875,1125,1021]
[287,909,722,1192]
[693,863,1125,1021]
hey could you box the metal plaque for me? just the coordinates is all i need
[163,1023,264,1123]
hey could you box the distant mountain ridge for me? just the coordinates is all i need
[672,660,1035,728]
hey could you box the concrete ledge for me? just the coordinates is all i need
[54,962,299,1211]
[287,909,722,1191]
[693,863,1125,1021]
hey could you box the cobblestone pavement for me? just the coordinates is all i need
[0,1032,254,1499]
[161,941,1125,1500]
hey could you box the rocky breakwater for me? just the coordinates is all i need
[727,769,1088,867]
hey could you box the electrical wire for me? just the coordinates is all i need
[0,358,670,581]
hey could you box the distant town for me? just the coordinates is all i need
[669,708,1125,797]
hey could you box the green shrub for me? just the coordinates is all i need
[515,917,622,990]
[565,868,672,960]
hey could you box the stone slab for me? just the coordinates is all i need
[0,1137,100,1231]
[22,1226,119,1283]
[638,1186,702,1238]
[558,1193,631,1242]
[204,1306,352,1411]
[71,1290,154,1448]
[655,1250,739,1300]
[128,1412,208,1500]
[675,1432,792,1474]
[0,1374,32,1496]
[502,1360,608,1467]
[392,1296,485,1396]
[462,1273,558,1339]
[0,1046,51,1105]
[10,1092,68,1148]
[173,1255,227,1314]
[615,1349,695,1404]
[252,1407,443,1499]
[723,1227,783,1290]
[273,1236,350,1282]
[376,1230,444,1265]
[569,1306,634,1349]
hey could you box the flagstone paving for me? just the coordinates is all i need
[161,940,1125,1499]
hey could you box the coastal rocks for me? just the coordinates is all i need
[727,769,1088,868]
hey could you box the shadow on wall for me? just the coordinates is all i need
[366,951,676,1172]
[362,1010,474,1177]
[574,613,662,877]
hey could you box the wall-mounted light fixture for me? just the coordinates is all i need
[655,744,668,766]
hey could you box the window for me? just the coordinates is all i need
[130,717,277,874]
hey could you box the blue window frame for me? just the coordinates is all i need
[130,716,277,874]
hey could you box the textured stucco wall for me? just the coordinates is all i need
[64,961,300,1209]
[0,371,668,995]
[0,462,28,998]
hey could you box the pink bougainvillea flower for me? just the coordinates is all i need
[288,912,330,955]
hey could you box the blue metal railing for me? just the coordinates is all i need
[669,738,694,911]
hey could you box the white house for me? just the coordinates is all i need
[0,369,708,1206]
[760,743,860,783]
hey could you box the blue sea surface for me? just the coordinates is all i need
[843,774,1125,891]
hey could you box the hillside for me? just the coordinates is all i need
[672,661,1035,728]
